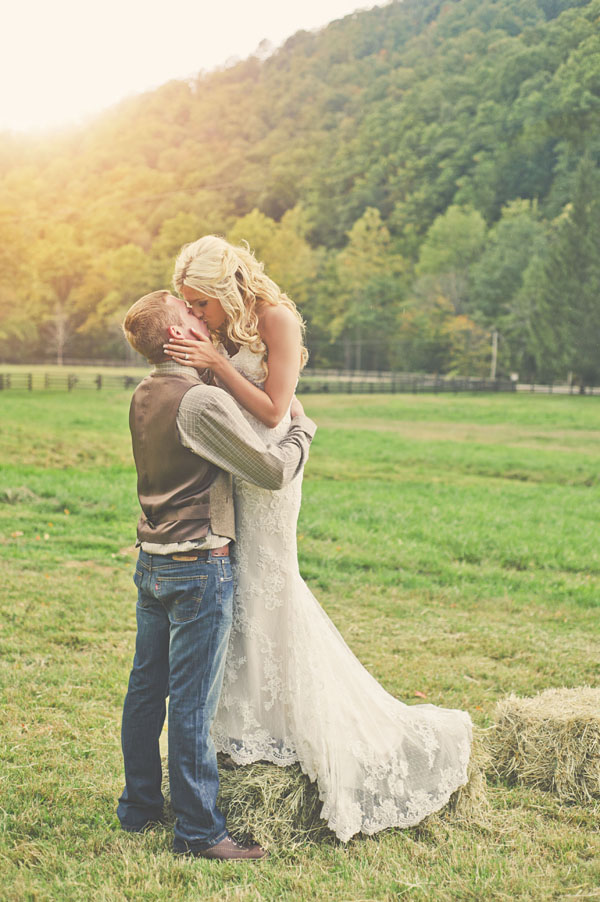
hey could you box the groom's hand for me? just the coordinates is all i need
[290,396,305,419]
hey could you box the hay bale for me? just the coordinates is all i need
[489,687,600,802]
[217,731,490,846]
[161,732,490,847]
[427,726,491,826]
[216,756,332,847]
[160,756,330,847]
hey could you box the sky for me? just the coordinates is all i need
[1,0,382,134]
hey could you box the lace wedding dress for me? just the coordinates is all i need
[212,345,472,842]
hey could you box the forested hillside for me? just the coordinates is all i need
[1,0,599,381]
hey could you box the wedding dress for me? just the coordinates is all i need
[211,345,472,842]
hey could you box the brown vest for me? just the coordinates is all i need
[130,373,224,545]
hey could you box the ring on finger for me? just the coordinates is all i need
[185,353,189,360]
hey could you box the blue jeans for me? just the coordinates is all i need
[117,549,233,852]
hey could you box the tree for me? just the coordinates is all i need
[0,208,31,360]
[470,200,545,322]
[228,206,317,313]
[395,294,454,374]
[395,292,491,376]
[30,224,90,364]
[444,315,491,377]
[333,208,406,369]
[0,0,599,370]
[76,244,153,360]
[533,156,600,387]
[150,211,210,288]
[415,205,487,314]
[469,200,547,376]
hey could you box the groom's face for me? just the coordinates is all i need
[164,294,209,341]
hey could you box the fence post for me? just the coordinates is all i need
[45,373,49,389]
[68,375,76,391]
[0,374,3,390]
[28,373,32,391]
[96,374,102,390]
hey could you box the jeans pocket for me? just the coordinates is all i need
[133,566,152,608]
[164,574,209,624]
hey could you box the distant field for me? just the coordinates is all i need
[1,390,599,900]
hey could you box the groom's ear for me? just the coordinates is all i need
[168,325,184,339]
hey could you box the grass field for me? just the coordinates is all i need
[1,387,599,901]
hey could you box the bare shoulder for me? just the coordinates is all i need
[258,304,301,347]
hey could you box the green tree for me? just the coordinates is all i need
[76,244,153,360]
[445,314,491,378]
[470,200,545,322]
[0,209,31,360]
[1,0,599,370]
[334,208,406,370]
[395,294,454,374]
[396,291,491,376]
[30,224,90,364]
[533,156,600,387]
[415,205,487,314]
[469,200,547,376]
[228,206,317,313]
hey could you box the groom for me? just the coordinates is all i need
[118,290,316,860]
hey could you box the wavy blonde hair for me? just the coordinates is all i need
[173,235,308,374]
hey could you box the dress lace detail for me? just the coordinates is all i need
[211,345,472,841]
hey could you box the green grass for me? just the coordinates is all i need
[1,389,600,900]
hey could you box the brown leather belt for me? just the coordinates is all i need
[170,543,230,561]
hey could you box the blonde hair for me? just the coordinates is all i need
[122,290,180,363]
[173,235,308,373]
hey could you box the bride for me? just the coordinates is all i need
[164,235,472,842]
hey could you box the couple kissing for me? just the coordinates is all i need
[117,235,472,860]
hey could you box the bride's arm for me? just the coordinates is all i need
[165,305,302,428]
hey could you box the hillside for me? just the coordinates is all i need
[1,0,599,380]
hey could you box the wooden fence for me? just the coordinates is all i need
[2,371,599,395]
[0,372,141,391]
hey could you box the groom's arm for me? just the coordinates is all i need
[177,384,316,490]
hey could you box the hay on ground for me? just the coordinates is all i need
[489,687,600,803]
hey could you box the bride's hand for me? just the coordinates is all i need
[163,329,220,370]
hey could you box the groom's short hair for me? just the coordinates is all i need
[123,290,182,363]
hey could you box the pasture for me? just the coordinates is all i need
[1,387,599,901]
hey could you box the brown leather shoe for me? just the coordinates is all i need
[194,835,268,861]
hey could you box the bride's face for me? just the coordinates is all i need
[164,294,209,340]
[181,284,227,332]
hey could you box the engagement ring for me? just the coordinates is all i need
[185,353,189,360]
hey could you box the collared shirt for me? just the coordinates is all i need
[141,361,316,554]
